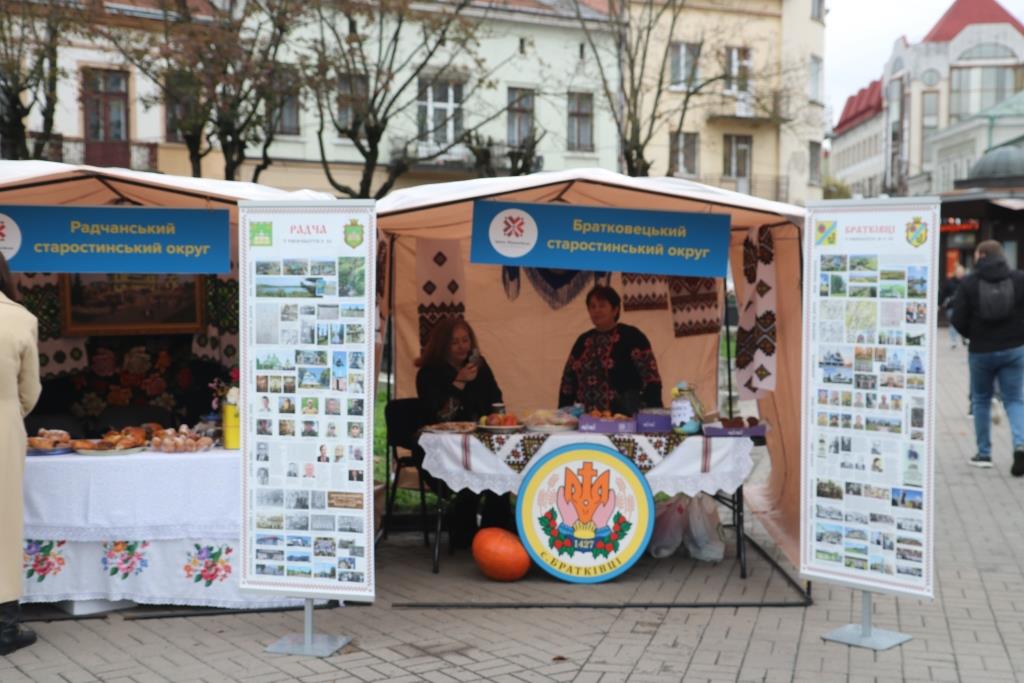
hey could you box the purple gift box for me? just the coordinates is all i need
[636,410,672,433]
[702,423,768,438]
[578,415,636,434]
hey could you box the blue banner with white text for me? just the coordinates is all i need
[470,200,730,276]
[0,205,230,273]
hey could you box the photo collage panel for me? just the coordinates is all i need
[810,251,928,582]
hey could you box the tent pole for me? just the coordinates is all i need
[386,235,396,402]
[725,307,735,419]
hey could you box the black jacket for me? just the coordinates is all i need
[416,360,502,423]
[951,255,1024,353]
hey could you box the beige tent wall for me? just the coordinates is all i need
[390,234,722,427]
[731,224,803,566]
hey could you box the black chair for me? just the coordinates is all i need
[382,398,452,572]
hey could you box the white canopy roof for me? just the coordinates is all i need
[377,167,805,236]
[0,161,333,207]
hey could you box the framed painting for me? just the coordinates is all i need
[60,273,206,336]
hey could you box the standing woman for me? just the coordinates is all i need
[0,253,41,655]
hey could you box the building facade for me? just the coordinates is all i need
[830,80,885,197]
[17,2,620,194]
[832,0,1024,197]
[646,0,827,205]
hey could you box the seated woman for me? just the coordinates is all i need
[416,318,511,546]
[559,285,663,414]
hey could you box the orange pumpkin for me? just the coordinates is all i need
[471,527,531,581]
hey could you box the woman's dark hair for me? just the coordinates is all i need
[416,317,479,368]
[585,285,621,321]
[0,252,15,301]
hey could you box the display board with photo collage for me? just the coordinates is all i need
[801,199,938,599]
[239,201,376,602]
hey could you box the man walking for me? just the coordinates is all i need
[952,240,1024,473]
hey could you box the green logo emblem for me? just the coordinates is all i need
[344,218,364,249]
[250,222,272,247]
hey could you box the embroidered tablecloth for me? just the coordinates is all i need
[22,449,301,609]
[418,431,754,497]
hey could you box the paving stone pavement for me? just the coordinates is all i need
[3,343,1023,682]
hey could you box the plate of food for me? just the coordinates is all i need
[27,429,73,455]
[477,423,525,433]
[423,422,478,434]
[524,409,578,433]
[525,423,576,434]
[27,446,74,456]
[70,439,144,455]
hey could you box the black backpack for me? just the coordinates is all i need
[978,277,1016,321]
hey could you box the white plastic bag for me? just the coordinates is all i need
[682,493,725,563]
[648,494,688,558]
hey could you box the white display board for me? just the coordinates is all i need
[801,198,937,599]
[238,200,376,602]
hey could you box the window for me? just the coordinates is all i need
[958,43,1015,60]
[809,141,822,185]
[166,101,184,143]
[950,65,1023,122]
[808,55,823,103]
[338,74,369,134]
[670,131,698,175]
[417,77,463,145]
[922,91,938,140]
[811,0,824,21]
[83,69,130,167]
[275,93,300,135]
[84,69,128,142]
[725,47,751,93]
[723,134,752,177]
[670,42,701,87]
[507,88,534,147]
[567,92,593,151]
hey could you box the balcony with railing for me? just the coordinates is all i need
[692,174,790,202]
[24,133,159,171]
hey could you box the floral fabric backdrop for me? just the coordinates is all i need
[16,272,237,436]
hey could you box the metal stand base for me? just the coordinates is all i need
[822,591,911,651]
[265,599,350,657]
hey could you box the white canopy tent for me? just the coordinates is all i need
[376,168,807,563]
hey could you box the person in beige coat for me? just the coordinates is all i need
[0,253,41,655]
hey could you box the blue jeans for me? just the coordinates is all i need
[969,345,1024,457]
[947,308,959,345]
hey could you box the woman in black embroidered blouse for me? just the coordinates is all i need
[415,318,509,546]
[559,285,663,414]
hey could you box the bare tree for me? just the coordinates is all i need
[466,128,545,177]
[0,0,75,160]
[95,0,302,179]
[307,0,523,198]
[573,0,795,177]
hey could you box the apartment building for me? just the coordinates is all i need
[830,80,885,197]
[648,0,827,205]
[15,1,619,194]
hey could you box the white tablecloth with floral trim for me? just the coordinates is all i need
[22,449,301,609]
[418,431,754,497]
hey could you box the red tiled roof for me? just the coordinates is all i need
[923,0,1024,42]
[833,79,882,137]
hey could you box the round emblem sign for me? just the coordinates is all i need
[488,208,538,259]
[516,444,654,583]
[0,212,23,262]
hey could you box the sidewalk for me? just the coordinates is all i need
[3,343,1022,682]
